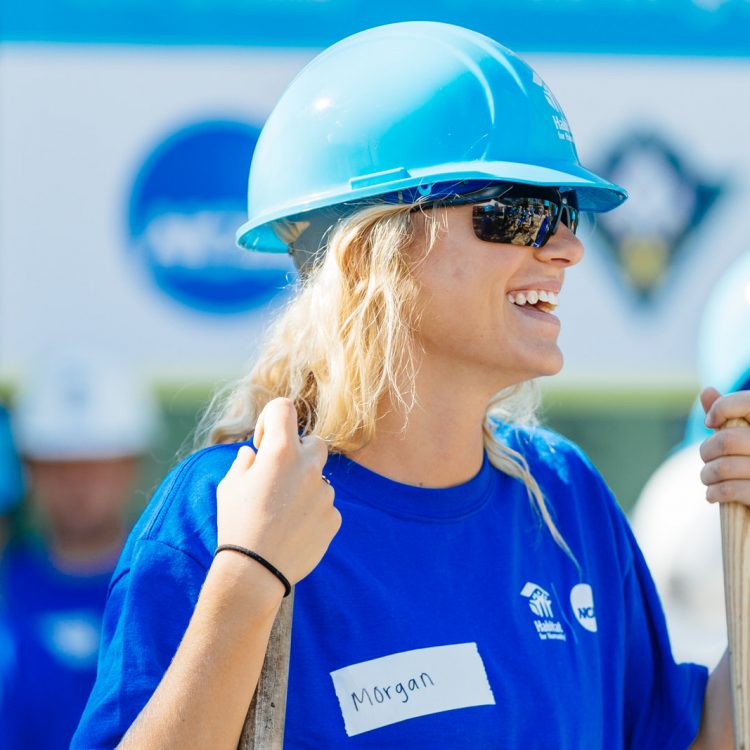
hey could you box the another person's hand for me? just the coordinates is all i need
[216,397,342,587]
[699,387,750,508]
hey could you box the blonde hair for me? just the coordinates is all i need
[198,202,575,561]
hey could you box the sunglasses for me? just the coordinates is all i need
[420,184,579,248]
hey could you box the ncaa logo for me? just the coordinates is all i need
[570,583,597,633]
[128,120,294,314]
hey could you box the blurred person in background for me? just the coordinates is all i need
[0,402,23,750]
[0,403,24,550]
[631,249,750,670]
[0,356,158,750]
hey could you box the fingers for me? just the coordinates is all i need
[700,409,750,508]
[700,427,750,462]
[254,399,330,470]
[252,414,264,452]
[701,455,750,486]
[699,386,721,416]
[703,389,750,429]
[225,445,256,480]
[216,445,256,504]
[299,433,329,469]
[705,479,750,506]
[254,398,301,453]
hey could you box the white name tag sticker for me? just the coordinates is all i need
[330,642,495,737]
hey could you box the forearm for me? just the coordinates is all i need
[119,553,284,750]
[690,648,734,750]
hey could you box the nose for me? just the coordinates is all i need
[534,222,584,268]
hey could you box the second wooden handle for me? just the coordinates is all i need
[719,417,750,750]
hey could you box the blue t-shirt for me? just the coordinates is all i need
[0,541,114,749]
[73,426,708,749]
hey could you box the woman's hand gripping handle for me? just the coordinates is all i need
[216,397,341,595]
[699,387,750,749]
[216,398,341,750]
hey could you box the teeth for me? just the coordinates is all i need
[507,289,559,310]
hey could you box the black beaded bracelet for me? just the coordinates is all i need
[214,544,292,597]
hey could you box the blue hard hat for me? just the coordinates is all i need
[237,21,627,254]
[683,250,750,445]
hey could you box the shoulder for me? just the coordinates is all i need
[496,422,646,579]
[492,421,631,559]
[492,420,601,487]
[136,441,246,536]
[115,441,248,577]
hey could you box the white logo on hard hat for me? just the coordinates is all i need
[570,583,598,632]
[531,71,574,143]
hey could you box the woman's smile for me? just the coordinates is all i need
[508,299,561,326]
[506,284,563,324]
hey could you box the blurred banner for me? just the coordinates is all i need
[1,0,749,384]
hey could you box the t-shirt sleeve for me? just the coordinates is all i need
[71,539,209,750]
[621,522,709,750]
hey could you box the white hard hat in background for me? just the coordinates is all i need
[631,442,726,668]
[684,249,750,444]
[13,355,160,461]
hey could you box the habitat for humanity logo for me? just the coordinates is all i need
[595,130,722,304]
[127,120,294,314]
[532,71,574,144]
[520,582,566,641]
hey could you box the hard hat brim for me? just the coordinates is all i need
[236,160,627,253]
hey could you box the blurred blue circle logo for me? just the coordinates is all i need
[128,120,294,314]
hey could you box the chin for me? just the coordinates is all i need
[540,355,564,377]
[514,355,564,383]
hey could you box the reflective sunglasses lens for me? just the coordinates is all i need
[472,198,556,246]
[570,207,579,233]
[560,201,579,234]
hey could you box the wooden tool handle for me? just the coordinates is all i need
[719,417,750,749]
[238,589,295,750]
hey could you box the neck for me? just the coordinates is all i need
[347,361,509,488]
[47,526,125,575]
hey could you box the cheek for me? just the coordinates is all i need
[415,274,496,348]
